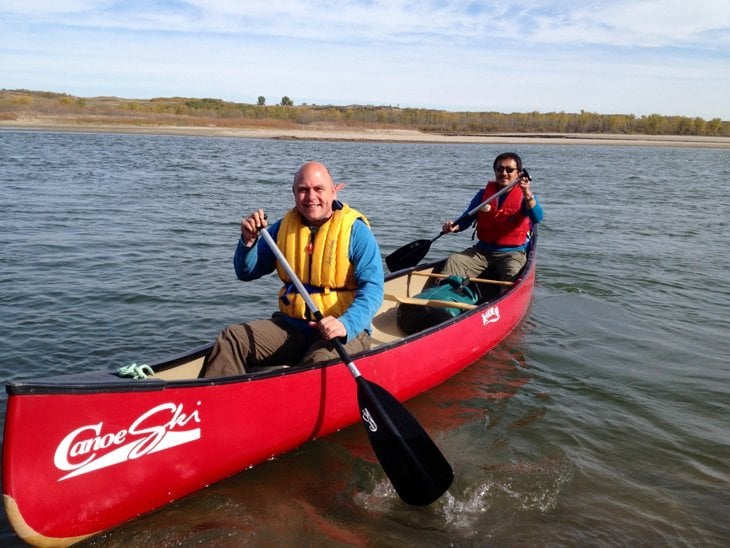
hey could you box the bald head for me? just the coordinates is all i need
[292,161,334,190]
[292,161,337,226]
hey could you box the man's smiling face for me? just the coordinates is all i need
[292,161,336,226]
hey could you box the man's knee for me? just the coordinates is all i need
[348,331,372,355]
[299,331,371,366]
[201,324,251,378]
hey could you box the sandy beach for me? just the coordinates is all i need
[2,118,730,148]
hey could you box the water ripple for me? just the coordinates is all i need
[1,132,728,545]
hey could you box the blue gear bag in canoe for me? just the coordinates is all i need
[396,275,479,334]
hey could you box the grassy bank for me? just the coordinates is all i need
[2,89,728,138]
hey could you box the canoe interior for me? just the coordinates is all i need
[153,263,438,381]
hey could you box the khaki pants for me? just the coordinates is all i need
[202,313,372,377]
[439,246,526,282]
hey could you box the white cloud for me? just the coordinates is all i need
[4,1,728,47]
[1,1,729,118]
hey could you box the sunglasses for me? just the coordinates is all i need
[495,166,519,174]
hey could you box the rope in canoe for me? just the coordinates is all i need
[116,363,154,379]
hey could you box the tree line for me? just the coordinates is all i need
[2,89,728,137]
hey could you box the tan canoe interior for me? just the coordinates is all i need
[153,266,435,382]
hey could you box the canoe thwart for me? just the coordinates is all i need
[384,294,478,311]
[410,271,514,286]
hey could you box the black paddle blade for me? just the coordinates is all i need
[356,377,453,505]
[385,239,432,272]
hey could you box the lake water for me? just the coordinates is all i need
[1,130,728,546]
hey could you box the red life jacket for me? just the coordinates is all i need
[476,181,531,247]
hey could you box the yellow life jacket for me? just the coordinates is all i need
[275,204,369,319]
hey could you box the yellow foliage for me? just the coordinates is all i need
[0,89,727,136]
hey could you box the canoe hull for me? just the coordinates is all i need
[2,251,535,545]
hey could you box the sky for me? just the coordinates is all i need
[2,1,729,120]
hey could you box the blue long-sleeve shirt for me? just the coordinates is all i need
[456,189,544,253]
[233,216,384,342]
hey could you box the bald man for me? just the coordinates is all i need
[202,161,384,377]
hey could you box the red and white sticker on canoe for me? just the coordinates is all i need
[54,401,202,480]
[481,306,500,326]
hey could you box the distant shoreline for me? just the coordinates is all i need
[3,118,730,148]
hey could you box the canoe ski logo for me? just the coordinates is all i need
[362,408,378,432]
[53,401,202,481]
[481,306,500,326]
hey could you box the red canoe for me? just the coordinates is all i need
[2,244,536,546]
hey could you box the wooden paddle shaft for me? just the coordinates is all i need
[411,271,514,286]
